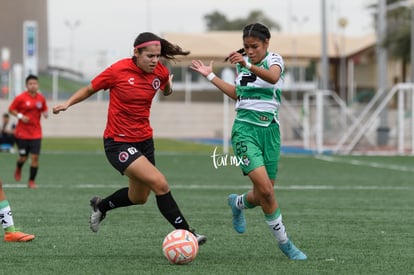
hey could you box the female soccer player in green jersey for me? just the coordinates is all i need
[190,23,306,260]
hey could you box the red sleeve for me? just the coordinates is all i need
[91,65,116,91]
[8,95,21,112]
[158,63,170,91]
[42,95,48,112]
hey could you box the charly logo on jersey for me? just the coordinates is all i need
[174,216,183,224]
[128,77,135,85]
[118,151,129,163]
[152,78,161,90]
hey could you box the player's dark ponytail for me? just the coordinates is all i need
[159,38,190,60]
[224,48,245,62]
[133,32,190,61]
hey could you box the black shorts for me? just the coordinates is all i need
[104,138,155,175]
[16,138,42,156]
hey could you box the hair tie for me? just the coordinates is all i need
[134,40,161,49]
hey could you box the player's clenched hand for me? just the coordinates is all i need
[52,104,68,114]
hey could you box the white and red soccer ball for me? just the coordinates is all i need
[162,229,199,264]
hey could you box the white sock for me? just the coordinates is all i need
[235,195,245,209]
[266,214,288,244]
[0,203,14,230]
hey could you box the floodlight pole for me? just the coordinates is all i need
[64,19,80,70]
[320,0,329,90]
[338,17,348,102]
[146,0,151,31]
[411,2,414,82]
[376,0,389,145]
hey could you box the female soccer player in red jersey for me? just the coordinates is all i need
[52,32,206,245]
[9,74,48,189]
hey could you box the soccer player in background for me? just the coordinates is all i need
[190,23,307,260]
[9,74,48,189]
[0,113,16,152]
[52,32,206,245]
[0,178,35,242]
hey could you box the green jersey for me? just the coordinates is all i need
[234,52,284,127]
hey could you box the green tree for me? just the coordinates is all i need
[370,0,411,81]
[204,11,230,31]
[204,10,281,31]
[384,4,411,82]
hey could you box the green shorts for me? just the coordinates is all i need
[231,121,280,180]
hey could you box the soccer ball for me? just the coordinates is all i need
[162,229,199,264]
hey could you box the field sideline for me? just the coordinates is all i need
[0,138,413,274]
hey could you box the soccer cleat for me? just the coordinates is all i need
[28,180,37,189]
[189,229,207,245]
[278,239,307,260]
[14,167,21,182]
[227,194,246,233]
[89,196,106,233]
[4,231,35,242]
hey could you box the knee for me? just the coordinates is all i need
[31,157,39,165]
[151,174,170,195]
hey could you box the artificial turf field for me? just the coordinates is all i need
[1,138,413,275]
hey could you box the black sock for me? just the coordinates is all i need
[99,187,133,213]
[29,166,38,181]
[156,191,189,230]
[17,161,24,169]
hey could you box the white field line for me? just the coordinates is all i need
[3,183,413,191]
[4,155,412,190]
[315,155,414,173]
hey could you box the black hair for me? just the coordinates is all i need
[243,23,271,41]
[225,23,271,61]
[133,32,190,61]
[25,74,38,84]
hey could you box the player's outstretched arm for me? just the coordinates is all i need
[190,60,237,100]
[53,84,96,114]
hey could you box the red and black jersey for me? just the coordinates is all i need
[9,91,48,139]
[91,58,169,142]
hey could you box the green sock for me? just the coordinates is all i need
[242,193,256,209]
[5,226,16,233]
[264,208,281,221]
